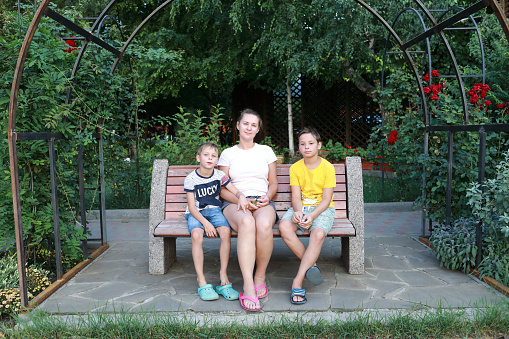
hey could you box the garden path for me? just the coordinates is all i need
[36,203,506,319]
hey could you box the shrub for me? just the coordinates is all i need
[0,255,51,316]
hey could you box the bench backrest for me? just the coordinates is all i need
[164,164,347,220]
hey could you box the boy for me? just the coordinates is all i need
[184,142,248,301]
[279,127,336,305]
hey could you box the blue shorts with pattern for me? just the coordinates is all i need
[185,206,230,235]
[281,206,335,234]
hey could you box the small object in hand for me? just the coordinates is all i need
[253,199,258,206]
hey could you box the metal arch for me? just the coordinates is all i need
[411,0,476,125]
[437,6,486,85]
[355,0,429,123]
[485,0,509,42]
[110,0,177,74]
[8,0,51,309]
[380,7,432,127]
[65,0,118,105]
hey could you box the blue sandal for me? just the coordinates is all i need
[216,284,239,300]
[198,284,219,301]
[290,288,307,304]
[305,266,324,286]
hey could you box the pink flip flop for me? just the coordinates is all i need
[239,292,261,312]
[254,284,268,299]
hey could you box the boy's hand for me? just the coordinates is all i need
[299,214,314,229]
[292,210,303,224]
[237,195,249,213]
[203,222,218,238]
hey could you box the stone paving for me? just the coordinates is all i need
[37,206,506,315]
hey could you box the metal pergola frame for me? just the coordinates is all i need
[8,0,509,308]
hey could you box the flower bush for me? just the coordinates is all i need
[368,69,509,223]
[0,255,51,317]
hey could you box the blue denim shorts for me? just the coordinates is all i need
[281,206,335,234]
[185,206,230,235]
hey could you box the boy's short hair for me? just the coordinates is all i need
[197,142,219,155]
[298,127,321,143]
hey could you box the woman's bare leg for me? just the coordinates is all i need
[252,206,276,297]
[222,205,259,310]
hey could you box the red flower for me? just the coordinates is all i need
[497,103,505,109]
[423,87,431,95]
[430,94,439,101]
[480,90,487,98]
[388,135,397,145]
[345,144,351,149]
[354,149,358,153]
[485,100,491,107]
[430,84,440,95]
[390,130,398,136]
[482,84,491,91]
[431,70,440,77]
[65,37,77,53]
[469,94,479,104]
[422,73,429,82]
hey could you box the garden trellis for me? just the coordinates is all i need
[8,0,509,308]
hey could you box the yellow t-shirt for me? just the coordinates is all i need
[289,158,336,207]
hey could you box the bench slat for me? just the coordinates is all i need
[165,191,348,203]
[166,183,346,194]
[166,174,345,186]
[164,209,347,220]
[165,200,347,212]
[154,219,355,237]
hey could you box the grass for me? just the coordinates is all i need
[363,174,421,203]
[3,300,509,338]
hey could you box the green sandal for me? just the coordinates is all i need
[198,284,219,301]
[216,284,239,300]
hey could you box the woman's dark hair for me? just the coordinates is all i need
[237,108,263,130]
[298,127,321,142]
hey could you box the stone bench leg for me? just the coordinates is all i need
[149,237,176,274]
[344,157,365,275]
[149,159,175,275]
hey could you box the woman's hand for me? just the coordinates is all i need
[256,195,270,208]
[247,197,260,211]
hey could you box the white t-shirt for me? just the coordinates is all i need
[218,144,277,197]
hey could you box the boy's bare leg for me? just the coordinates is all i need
[279,219,306,259]
[190,228,207,287]
[223,205,260,310]
[217,226,232,286]
[291,228,326,302]
[252,206,276,297]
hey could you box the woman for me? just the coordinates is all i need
[218,108,278,311]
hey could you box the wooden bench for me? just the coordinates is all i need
[149,157,364,275]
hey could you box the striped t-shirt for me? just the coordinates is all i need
[184,169,230,213]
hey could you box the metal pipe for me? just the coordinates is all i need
[49,139,63,279]
[78,144,88,259]
[445,131,453,226]
[476,127,486,266]
[98,135,107,244]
